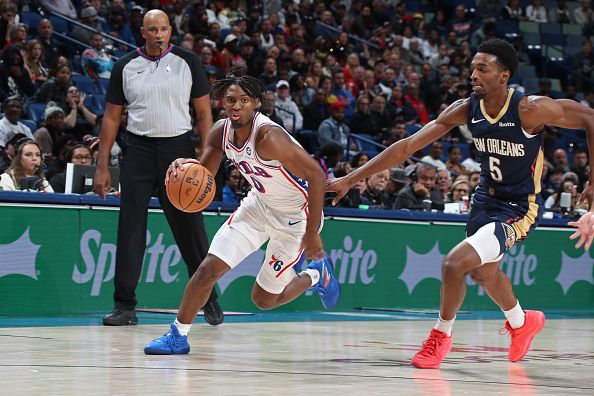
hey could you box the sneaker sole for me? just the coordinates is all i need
[509,311,546,362]
[144,347,190,355]
[102,319,138,326]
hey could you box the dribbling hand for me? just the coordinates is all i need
[326,177,351,206]
[165,158,200,184]
[568,211,594,250]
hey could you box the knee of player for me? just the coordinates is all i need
[192,262,224,286]
[442,248,475,276]
[251,294,275,310]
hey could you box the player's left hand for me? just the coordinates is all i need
[568,211,594,250]
[300,232,325,261]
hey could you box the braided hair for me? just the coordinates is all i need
[211,66,265,104]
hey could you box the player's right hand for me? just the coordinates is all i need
[568,211,594,250]
[166,158,200,184]
[93,166,111,200]
[326,176,351,206]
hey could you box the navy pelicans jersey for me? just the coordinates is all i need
[222,112,309,212]
[467,88,544,242]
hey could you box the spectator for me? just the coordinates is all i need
[350,152,370,169]
[386,85,418,125]
[447,4,474,39]
[260,90,285,128]
[501,0,528,20]
[36,19,68,66]
[0,139,53,192]
[305,59,323,90]
[130,5,145,47]
[526,0,548,22]
[82,32,115,80]
[348,96,372,135]
[302,88,329,131]
[274,79,302,134]
[571,40,594,93]
[437,168,452,202]
[0,3,17,49]
[32,64,74,109]
[574,0,594,24]
[45,133,76,181]
[449,179,470,204]
[548,0,574,23]
[445,145,467,175]
[405,83,430,125]
[0,45,36,100]
[258,56,278,89]
[3,23,27,51]
[461,143,481,172]
[0,131,24,174]
[221,164,248,203]
[382,119,410,147]
[317,101,354,152]
[40,0,77,19]
[72,6,102,45]
[385,167,408,204]
[289,74,314,110]
[49,143,93,192]
[0,96,33,147]
[468,170,481,194]
[63,86,97,140]
[571,147,589,190]
[311,142,344,180]
[23,39,49,87]
[105,7,137,46]
[394,163,444,210]
[552,147,571,173]
[544,180,580,213]
[329,70,356,120]
[34,104,66,159]
[367,94,392,138]
[362,169,392,209]
[421,141,446,170]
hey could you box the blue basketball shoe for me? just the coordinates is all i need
[144,323,190,355]
[307,257,341,309]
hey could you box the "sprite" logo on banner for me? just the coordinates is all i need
[72,229,183,296]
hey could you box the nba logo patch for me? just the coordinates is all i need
[246,147,251,156]
[166,64,172,73]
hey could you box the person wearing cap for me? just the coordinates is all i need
[274,79,302,134]
[93,9,222,327]
[220,33,244,71]
[33,104,66,159]
[0,131,25,173]
[72,6,102,44]
[0,96,33,148]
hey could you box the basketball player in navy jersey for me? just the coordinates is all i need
[144,68,340,354]
[328,38,594,369]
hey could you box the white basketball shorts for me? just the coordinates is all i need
[209,192,323,294]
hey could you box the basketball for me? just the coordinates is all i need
[166,162,216,213]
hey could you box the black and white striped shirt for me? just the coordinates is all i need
[106,44,209,138]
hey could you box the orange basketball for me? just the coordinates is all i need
[166,162,216,213]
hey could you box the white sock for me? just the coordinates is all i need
[503,300,525,329]
[174,318,192,336]
[434,315,455,337]
[300,268,320,286]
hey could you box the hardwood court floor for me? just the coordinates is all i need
[0,313,593,395]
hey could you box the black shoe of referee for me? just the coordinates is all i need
[202,300,224,326]
[103,308,138,326]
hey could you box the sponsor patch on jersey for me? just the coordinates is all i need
[502,223,516,250]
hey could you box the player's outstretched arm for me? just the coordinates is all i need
[257,126,326,260]
[523,97,594,249]
[327,98,469,205]
[166,119,225,183]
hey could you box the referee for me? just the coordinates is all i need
[94,9,222,326]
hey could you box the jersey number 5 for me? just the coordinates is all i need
[489,156,503,182]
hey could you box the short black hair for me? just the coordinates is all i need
[476,38,519,77]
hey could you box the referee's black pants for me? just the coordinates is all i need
[114,131,217,310]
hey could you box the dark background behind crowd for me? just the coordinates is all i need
[0,0,593,217]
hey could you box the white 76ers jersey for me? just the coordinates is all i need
[222,112,308,212]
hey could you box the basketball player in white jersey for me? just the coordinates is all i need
[144,67,341,354]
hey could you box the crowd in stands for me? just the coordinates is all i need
[0,0,593,218]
